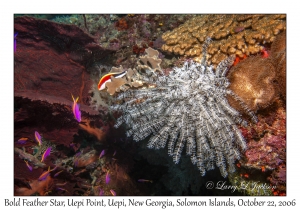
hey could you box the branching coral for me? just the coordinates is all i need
[111,39,257,177]
[161,14,286,66]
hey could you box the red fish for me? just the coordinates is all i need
[98,71,127,91]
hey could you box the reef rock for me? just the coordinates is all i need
[14,16,114,105]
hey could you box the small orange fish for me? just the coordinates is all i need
[38,166,56,181]
[56,182,67,186]
[244,173,249,178]
[261,166,266,172]
[236,163,241,168]
[110,189,116,196]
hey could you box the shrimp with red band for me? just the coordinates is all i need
[98,70,127,91]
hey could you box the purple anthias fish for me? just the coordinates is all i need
[14,32,18,53]
[75,151,82,157]
[17,137,28,144]
[41,147,51,162]
[71,94,81,122]
[99,188,104,196]
[105,171,110,184]
[34,131,42,146]
[54,170,64,177]
[99,150,105,159]
[24,160,32,171]
[74,159,79,167]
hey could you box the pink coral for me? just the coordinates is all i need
[242,105,286,170]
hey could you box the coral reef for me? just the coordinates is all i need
[14,16,115,105]
[112,40,257,178]
[238,101,286,195]
[244,127,285,171]
[227,56,277,112]
[161,14,286,66]
[228,172,273,196]
[15,175,53,196]
[227,31,286,113]
[64,14,194,70]
[14,14,286,196]
[99,47,163,95]
[268,163,286,196]
[270,32,286,99]
[13,16,126,196]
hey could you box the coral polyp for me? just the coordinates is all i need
[113,38,257,177]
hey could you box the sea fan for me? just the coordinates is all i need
[112,38,257,177]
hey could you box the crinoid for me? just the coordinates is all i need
[112,38,257,177]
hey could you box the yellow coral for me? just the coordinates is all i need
[161,14,286,66]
